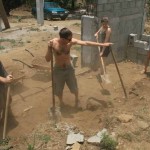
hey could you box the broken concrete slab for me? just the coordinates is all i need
[87,128,108,144]
[66,132,84,145]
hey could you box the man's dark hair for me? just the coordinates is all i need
[101,17,109,23]
[59,28,72,39]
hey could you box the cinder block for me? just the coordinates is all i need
[134,40,148,50]
[97,5,104,12]
[141,34,150,42]
[122,2,128,8]
[128,1,136,8]
[128,33,138,46]
[137,53,147,65]
[127,51,138,62]
[114,3,121,10]
[136,1,143,8]
[137,48,148,55]
[104,4,113,11]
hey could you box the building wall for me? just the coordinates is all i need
[96,0,146,61]
[81,0,146,68]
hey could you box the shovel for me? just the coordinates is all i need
[48,46,61,123]
[96,38,111,84]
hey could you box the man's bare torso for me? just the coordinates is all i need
[50,38,73,67]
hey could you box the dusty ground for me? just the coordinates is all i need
[1,9,150,150]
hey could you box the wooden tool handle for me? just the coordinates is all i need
[110,48,127,99]
[3,85,11,139]
[97,39,106,75]
[50,49,55,108]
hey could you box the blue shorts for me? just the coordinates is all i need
[53,64,78,96]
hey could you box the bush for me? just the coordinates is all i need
[100,134,118,150]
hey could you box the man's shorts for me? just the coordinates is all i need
[53,64,78,96]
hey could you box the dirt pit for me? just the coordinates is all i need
[1,9,150,150]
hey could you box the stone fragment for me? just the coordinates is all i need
[87,128,108,144]
[66,133,84,145]
[72,142,81,150]
[137,121,149,130]
[117,114,133,123]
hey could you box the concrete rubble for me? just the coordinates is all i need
[117,114,133,123]
[66,132,84,145]
[87,128,108,144]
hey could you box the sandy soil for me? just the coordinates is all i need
[1,9,150,150]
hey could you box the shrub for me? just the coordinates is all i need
[100,134,118,150]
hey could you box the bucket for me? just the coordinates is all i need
[70,54,78,67]
[53,26,58,31]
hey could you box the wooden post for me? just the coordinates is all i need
[0,0,10,29]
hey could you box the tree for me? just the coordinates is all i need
[2,0,22,16]
[0,0,10,29]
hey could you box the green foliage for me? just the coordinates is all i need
[0,46,5,50]
[0,137,10,146]
[24,133,36,150]
[27,144,35,150]
[38,134,51,144]
[0,38,16,43]
[100,134,118,150]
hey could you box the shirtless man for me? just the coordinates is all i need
[45,27,112,107]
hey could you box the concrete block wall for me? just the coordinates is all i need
[127,33,150,64]
[141,34,150,42]
[127,47,148,65]
[96,0,145,61]
[134,40,148,49]
[81,0,146,68]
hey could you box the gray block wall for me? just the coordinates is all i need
[81,16,100,70]
[81,0,146,68]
